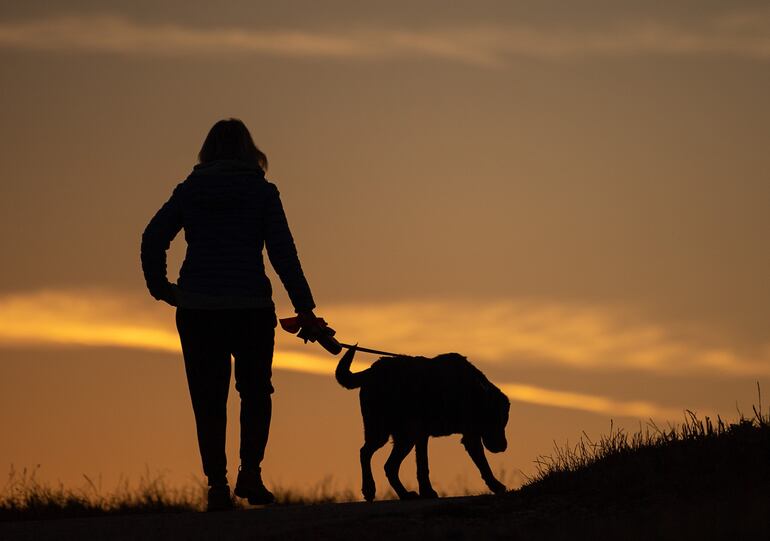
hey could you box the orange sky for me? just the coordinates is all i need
[0,1,768,497]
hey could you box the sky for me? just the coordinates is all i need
[0,1,768,497]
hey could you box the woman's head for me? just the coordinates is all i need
[198,118,268,170]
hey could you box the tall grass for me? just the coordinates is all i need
[0,466,203,521]
[268,475,357,505]
[521,385,770,500]
[0,467,362,521]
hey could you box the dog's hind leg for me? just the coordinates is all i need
[415,436,438,499]
[384,437,418,500]
[461,435,506,495]
[360,436,386,502]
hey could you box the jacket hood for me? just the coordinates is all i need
[187,159,265,179]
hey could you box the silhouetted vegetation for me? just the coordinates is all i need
[269,476,357,506]
[0,468,363,521]
[0,467,201,521]
[487,389,770,539]
[520,392,769,501]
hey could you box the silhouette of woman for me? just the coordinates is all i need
[140,118,318,511]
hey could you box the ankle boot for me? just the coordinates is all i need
[207,484,234,512]
[234,466,275,505]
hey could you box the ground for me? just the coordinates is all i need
[2,490,768,541]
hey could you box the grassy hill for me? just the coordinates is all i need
[500,406,770,539]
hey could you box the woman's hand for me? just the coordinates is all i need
[296,310,317,328]
[151,282,178,307]
[296,310,321,342]
[296,309,342,355]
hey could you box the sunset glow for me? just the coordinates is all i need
[0,288,742,420]
[1,290,766,379]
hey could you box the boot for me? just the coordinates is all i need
[234,466,275,505]
[207,484,234,512]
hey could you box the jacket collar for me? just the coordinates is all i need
[188,159,265,178]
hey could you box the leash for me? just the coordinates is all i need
[279,316,403,357]
[337,342,403,357]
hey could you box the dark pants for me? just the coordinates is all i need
[175,307,277,486]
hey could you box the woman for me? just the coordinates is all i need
[141,118,318,511]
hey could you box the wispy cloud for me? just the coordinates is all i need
[500,382,685,419]
[0,288,345,374]
[0,289,767,378]
[0,12,769,67]
[0,288,762,419]
[322,300,770,378]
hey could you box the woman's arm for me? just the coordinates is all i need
[263,183,316,313]
[140,184,184,305]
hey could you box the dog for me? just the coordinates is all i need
[336,346,510,501]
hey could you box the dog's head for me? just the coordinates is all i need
[478,380,510,453]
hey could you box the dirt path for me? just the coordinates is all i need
[4,491,767,540]
[0,496,509,541]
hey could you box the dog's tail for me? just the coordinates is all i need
[335,345,368,389]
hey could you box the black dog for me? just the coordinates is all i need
[336,347,510,501]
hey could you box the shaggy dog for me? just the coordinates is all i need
[336,347,510,501]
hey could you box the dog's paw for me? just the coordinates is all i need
[399,491,420,500]
[362,483,376,502]
[419,488,439,499]
[488,481,507,495]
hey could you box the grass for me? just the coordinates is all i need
[0,467,363,521]
[267,475,357,506]
[0,467,203,521]
[515,385,770,513]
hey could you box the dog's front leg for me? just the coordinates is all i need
[461,435,506,495]
[415,436,438,498]
[384,438,418,499]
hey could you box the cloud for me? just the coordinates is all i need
[0,288,763,420]
[499,382,685,419]
[0,12,769,67]
[0,289,767,378]
[321,300,770,377]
